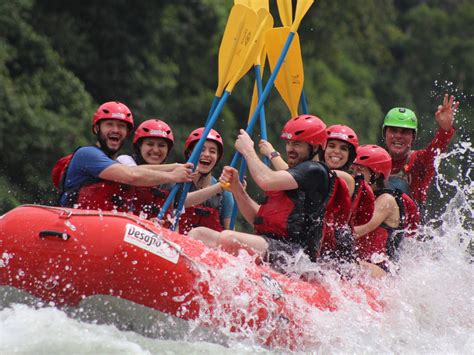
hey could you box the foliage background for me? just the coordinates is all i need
[1,0,472,225]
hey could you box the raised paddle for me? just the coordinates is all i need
[158,8,271,228]
[229,9,273,230]
[276,0,293,27]
[234,0,268,11]
[266,26,304,118]
[222,0,314,189]
[276,0,309,114]
[169,8,273,231]
[205,5,257,125]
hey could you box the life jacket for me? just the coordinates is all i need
[54,146,133,212]
[178,189,224,235]
[51,154,73,190]
[350,175,375,227]
[132,185,172,223]
[255,166,351,262]
[356,189,420,264]
[319,172,354,260]
[388,151,417,196]
[254,189,307,239]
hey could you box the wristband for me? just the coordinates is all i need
[269,151,280,159]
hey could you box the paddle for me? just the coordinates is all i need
[266,26,304,118]
[276,0,309,115]
[205,5,257,125]
[234,0,268,11]
[229,10,273,230]
[276,0,293,27]
[158,7,271,229]
[223,0,314,188]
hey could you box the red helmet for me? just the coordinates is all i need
[280,115,327,148]
[184,127,224,160]
[92,101,134,132]
[353,144,392,181]
[326,125,359,150]
[133,119,174,148]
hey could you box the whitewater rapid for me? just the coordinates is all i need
[0,143,472,354]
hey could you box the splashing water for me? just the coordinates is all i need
[1,144,473,354]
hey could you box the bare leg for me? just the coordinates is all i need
[188,227,221,248]
[218,230,268,258]
[188,228,269,258]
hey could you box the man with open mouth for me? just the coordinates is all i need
[52,101,194,212]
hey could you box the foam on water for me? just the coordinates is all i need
[0,129,473,354]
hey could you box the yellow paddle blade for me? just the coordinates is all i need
[266,27,304,118]
[291,0,314,33]
[234,0,269,11]
[216,5,257,97]
[247,44,267,122]
[276,0,293,27]
[226,8,273,93]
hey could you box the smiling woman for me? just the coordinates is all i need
[178,127,234,235]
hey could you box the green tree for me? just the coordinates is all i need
[0,1,94,212]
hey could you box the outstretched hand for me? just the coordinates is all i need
[435,93,459,131]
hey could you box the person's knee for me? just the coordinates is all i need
[188,227,206,240]
[188,227,221,248]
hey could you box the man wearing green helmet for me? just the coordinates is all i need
[382,93,459,212]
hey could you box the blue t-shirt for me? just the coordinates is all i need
[59,146,118,206]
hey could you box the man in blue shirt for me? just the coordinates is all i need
[58,101,194,211]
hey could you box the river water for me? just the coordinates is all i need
[0,143,472,354]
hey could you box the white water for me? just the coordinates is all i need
[1,144,473,354]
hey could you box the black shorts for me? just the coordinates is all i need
[261,235,304,273]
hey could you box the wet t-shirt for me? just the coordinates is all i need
[287,160,330,211]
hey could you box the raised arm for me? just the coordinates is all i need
[237,130,297,191]
[259,139,289,171]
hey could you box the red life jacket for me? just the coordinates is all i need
[356,189,420,263]
[53,147,133,212]
[178,192,224,235]
[132,186,172,223]
[255,168,352,262]
[350,175,375,227]
[51,154,73,189]
[319,174,354,259]
[72,181,134,212]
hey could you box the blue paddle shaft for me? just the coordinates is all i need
[300,90,308,114]
[230,31,296,169]
[158,91,231,224]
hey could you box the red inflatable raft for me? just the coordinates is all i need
[0,205,382,350]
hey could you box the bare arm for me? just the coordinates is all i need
[334,170,355,196]
[237,130,297,191]
[354,193,399,237]
[220,166,260,225]
[184,183,222,207]
[99,163,193,186]
[258,139,289,171]
[139,163,180,172]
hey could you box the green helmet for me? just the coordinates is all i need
[382,107,418,135]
